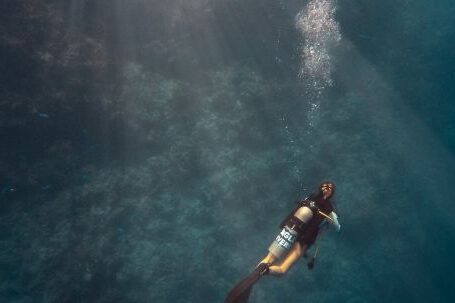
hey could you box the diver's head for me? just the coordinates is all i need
[319,182,335,199]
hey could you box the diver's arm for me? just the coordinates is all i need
[328,211,341,232]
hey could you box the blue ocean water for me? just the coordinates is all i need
[1,0,455,302]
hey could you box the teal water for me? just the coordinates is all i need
[1,0,455,302]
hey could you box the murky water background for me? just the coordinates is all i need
[1,0,455,302]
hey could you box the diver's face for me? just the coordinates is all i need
[321,184,333,198]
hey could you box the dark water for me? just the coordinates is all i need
[1,0,455,302]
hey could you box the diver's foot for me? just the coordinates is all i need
[256,263,271,276]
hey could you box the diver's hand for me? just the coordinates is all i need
[329,211,341,232]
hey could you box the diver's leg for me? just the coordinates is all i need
[258,252,276,266]
[269,243,307,276]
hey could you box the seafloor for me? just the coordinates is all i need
[1,0,455,302]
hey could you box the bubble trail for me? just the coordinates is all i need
[295,0,341,128]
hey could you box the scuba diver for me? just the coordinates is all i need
[225,182,341,303]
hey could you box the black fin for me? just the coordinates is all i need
[224,264,267,303]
